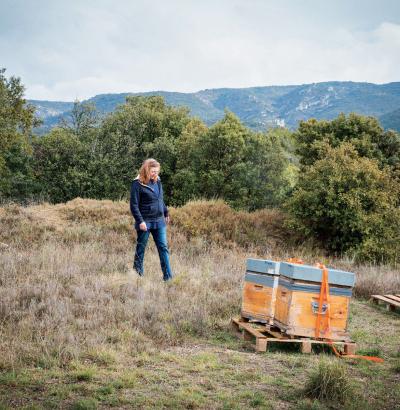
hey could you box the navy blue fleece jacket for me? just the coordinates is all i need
[130,177,168,227]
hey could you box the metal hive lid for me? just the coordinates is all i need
[279,262,355,287]
[246,258,280,275]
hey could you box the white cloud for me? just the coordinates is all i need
[1,0,399,100]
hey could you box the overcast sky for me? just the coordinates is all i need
[1,0,400,101]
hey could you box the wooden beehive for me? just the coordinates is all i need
[241,259,280,324]
[274,262,355,341]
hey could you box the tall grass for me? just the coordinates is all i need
[0,198,399,370]
[304,358,354,404]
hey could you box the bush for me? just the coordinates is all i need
[295,113,400,171]
[286,143,400,264]
[71,398,98,410]
[173,112,294,210]
[0,69,39,201]
[170,199,289,251]
[304,358,353,404]
[32,128,90,203]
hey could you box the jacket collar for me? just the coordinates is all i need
[134,175,161,192]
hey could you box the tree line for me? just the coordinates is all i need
[1,69,399,264]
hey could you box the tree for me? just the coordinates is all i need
[295,113,400,172]
[286,143,400,262]
[194,111,248,205]
[60,100,99,142]
[32,128,89,203]
[92,96,191,200]
[0,68,40,201]
[172,112,293,210]
[239,129,294,210]
[171,118,208,205]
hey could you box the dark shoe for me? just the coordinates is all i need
[134,267,144,277]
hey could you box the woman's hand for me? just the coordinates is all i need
[165,216,170,224]
[139,222,147,231]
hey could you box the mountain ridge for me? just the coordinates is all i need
[29,81,400,133]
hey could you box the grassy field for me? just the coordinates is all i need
[0,199,399,409]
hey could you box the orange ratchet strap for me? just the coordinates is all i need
[315,263,384,363]
[287,258,304,264]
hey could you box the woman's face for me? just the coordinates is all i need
[149,167,160,181]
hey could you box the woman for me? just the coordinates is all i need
[130,158,173,281]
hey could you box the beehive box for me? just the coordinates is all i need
[274,262,355,340]
[241,259,280,324]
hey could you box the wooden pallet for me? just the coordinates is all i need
[371,294,400,312]
[231,317,356,354]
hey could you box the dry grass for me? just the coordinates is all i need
[0,199,399,408]
[0,199,246,370]
[0,199,237,372]
[0,198,399,371]
[170,199,291,252]
[304,358,353,403]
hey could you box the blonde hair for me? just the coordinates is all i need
[138,158,160,184]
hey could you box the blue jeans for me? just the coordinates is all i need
[134,226,173,281]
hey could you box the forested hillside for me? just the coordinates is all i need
[30,81,400,134]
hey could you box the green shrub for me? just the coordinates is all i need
[393,360,400,374]
[304,358,353,404]
[295,399,325,410]
[71,368,96,382]
[171,199,290,251]
[173,112,294,210]
[295,113,400,170]
[286,143,400,264]
[71,398,98,410]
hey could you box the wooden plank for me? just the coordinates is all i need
[264,328,286,339]
[263,337,348,346]
[238,321,267,339]
[372,295,400,308]
[301,340,312,353]
[384,295,400,303]
[344,343,357,355]
[242,331,253,341]
[255,338,268,352]
[258,324,272,332]
[231,318,356,354]
[387,304,396,312]
[372,295,396,305]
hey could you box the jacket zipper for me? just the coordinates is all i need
[137,180,161,198]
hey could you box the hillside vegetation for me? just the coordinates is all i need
[2,68,400,265]
[30,81,400,133]
[0,199,399,409]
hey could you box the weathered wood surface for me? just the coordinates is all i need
[241,274,279,325]
[274,285,351,341]
[231,317,356,354]
[371,295,400,312]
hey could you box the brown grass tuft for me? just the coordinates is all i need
[304,358,354,404]
[170,199,290,253]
